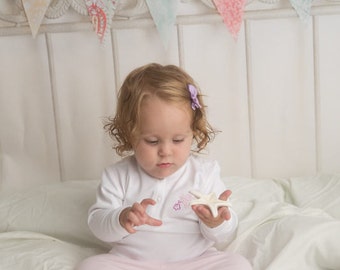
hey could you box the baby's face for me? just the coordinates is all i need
[134,96,193,179]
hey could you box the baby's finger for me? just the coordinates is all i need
[128,211,144,226]
[140,198,157,208]
[125,222,137,234]
[192,205,212,219]
[145,217,163,227]
[219,190,232,201]
[218,206,231,220]
[141,199,163,227]
[130,202,144,215]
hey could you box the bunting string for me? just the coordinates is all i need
[21,0,314,45]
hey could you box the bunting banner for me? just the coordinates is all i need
[22,0,52,38]
[213,0,246,40]
[145,0,178,49]
[20,0,313,44]
[289,0,312,23]
[85,0,118,43]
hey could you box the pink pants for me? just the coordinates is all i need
[76,249,252,270]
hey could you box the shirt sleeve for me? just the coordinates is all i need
[88,167,130,242]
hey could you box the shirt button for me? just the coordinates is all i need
[157,196,162,202]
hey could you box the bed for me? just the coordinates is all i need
[0,175,339,269]
[1,0,340,269]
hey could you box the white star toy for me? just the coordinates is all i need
[190,190,232,218]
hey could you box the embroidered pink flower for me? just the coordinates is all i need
[172,193,195,212]
[173,200,183,211]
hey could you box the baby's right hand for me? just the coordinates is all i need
[119,198,163,233]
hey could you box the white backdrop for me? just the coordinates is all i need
[1,0,340,192]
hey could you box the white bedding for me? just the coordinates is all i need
[0,174,339,270]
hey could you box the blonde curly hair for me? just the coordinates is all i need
[104,63,217,156]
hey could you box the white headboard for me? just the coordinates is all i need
[1,1,340,192]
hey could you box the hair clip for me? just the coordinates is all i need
[188,84,202,110]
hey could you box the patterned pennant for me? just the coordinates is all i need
[145,0,178,49]
[22,0,52,38]
[85,0,118,43]
[289,0,312,23]
[213,0,246,40]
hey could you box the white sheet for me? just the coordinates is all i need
[226,175,340,269]
[0,174,339,270]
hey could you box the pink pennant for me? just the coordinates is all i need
[213,0,246,40]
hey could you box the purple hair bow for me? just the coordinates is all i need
[188,84,202,110]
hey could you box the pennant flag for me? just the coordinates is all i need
[22,0,52,38]
[85,0,118,43]
[289,0,312,23]
[145,0,178,49]
[213,0,246,40]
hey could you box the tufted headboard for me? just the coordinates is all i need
[1,0,340,192]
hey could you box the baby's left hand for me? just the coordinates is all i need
[191,190,232,228]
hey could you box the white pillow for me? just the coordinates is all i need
[0,180,109,248]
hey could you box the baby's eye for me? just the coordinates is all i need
[173,138,184,144]
[145,139,158,145]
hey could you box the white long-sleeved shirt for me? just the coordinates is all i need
[88,155,238,262]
